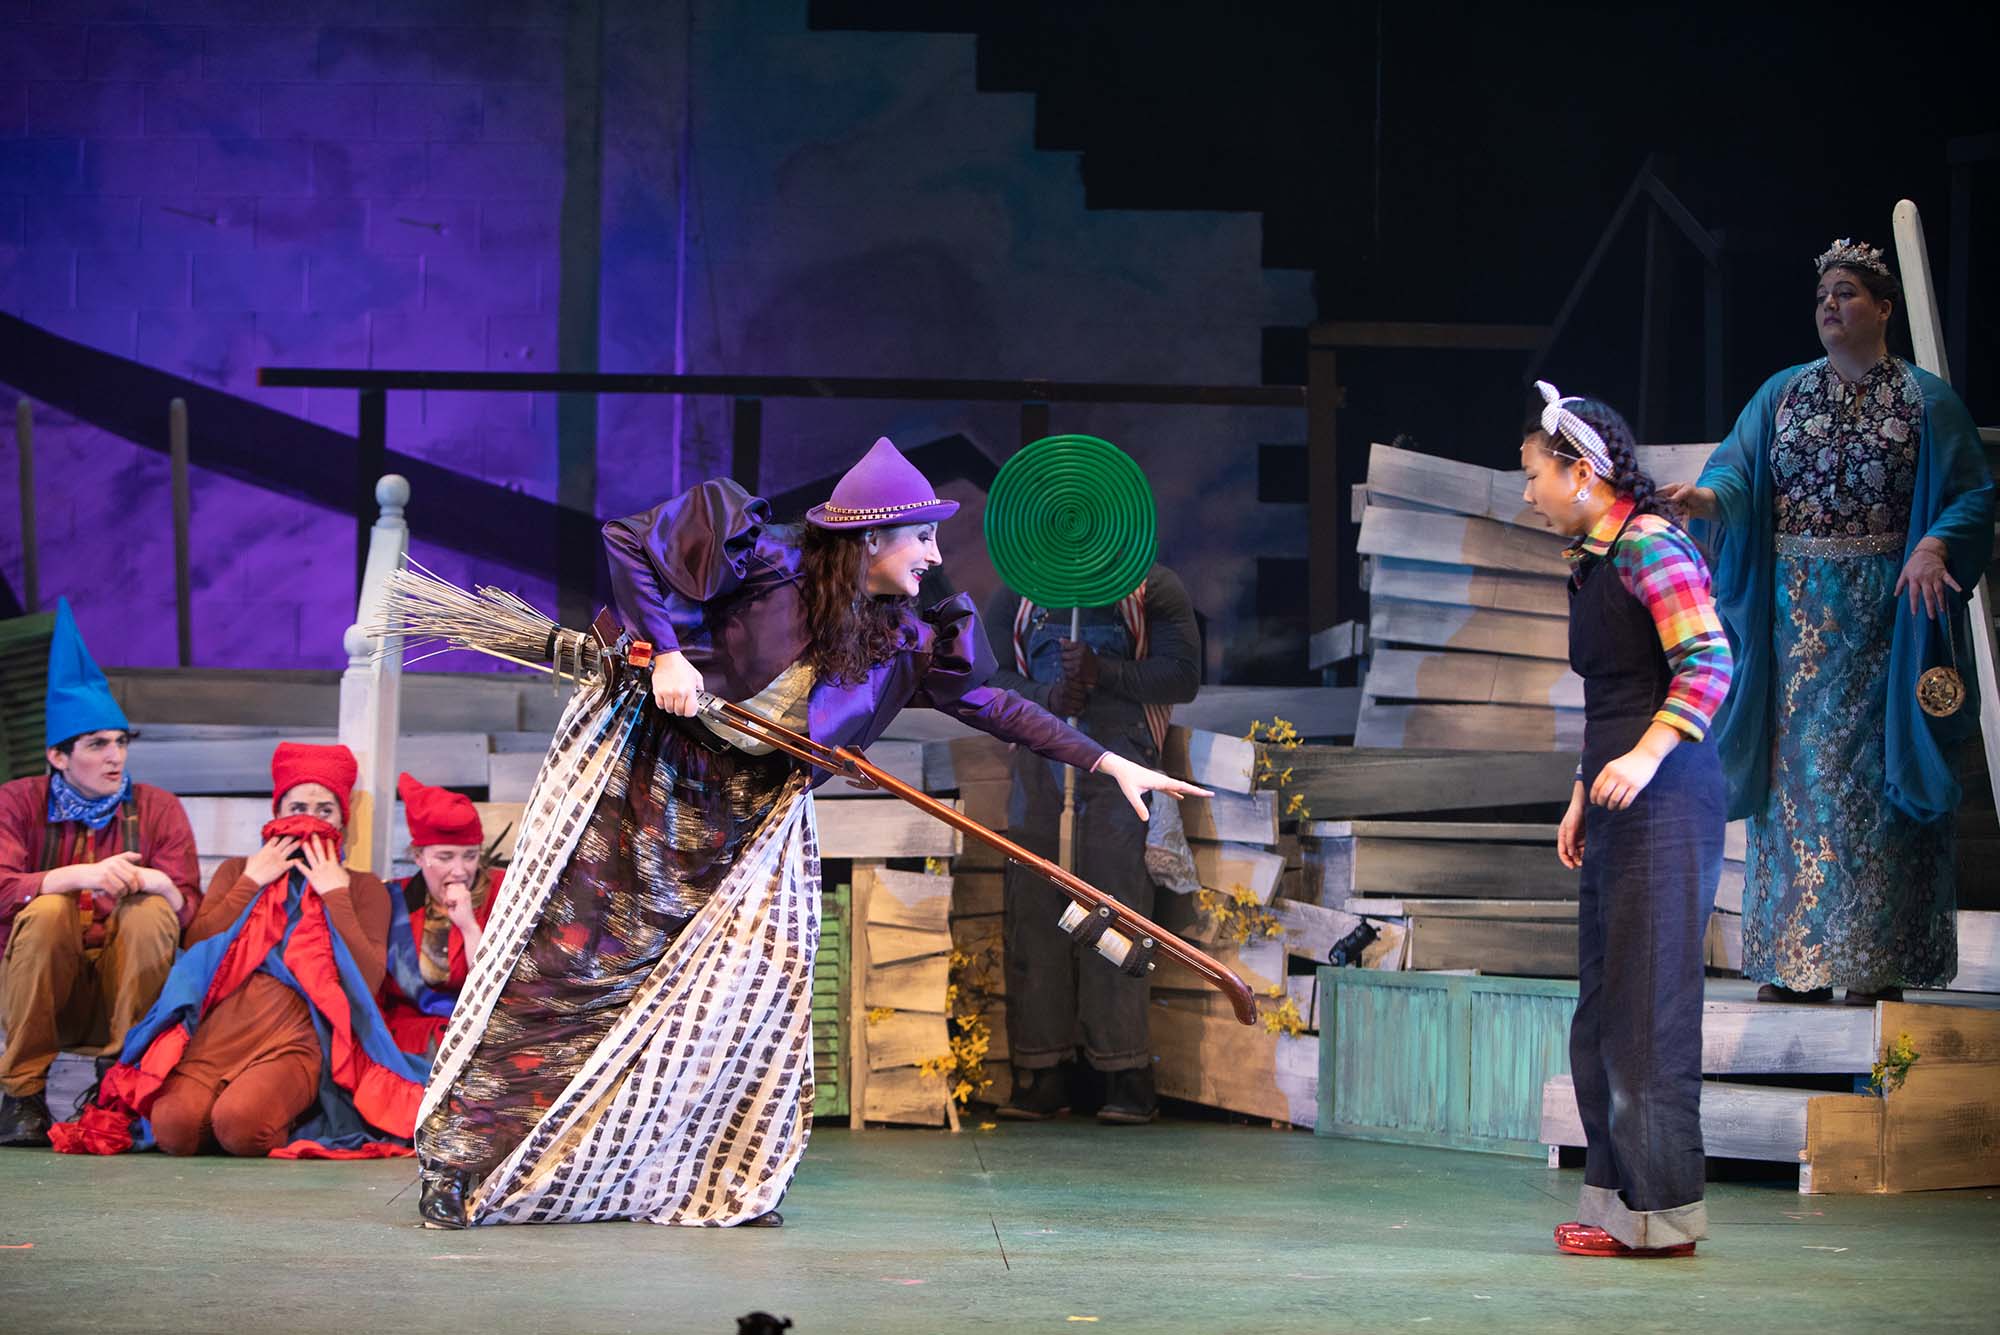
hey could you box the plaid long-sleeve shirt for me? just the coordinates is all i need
[1566,496,1734,741]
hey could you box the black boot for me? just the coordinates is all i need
[0,1092,53,1147]
[419,1169,472,1229]
[1095,1066,1157,1125]
[995,1064,1069,1121]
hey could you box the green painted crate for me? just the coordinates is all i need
[811,883,851,1119]
[1316,968,1578,1157]
[0,612,56,781]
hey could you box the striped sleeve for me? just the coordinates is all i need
[1611,517,1734,741]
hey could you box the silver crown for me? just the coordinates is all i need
[1815,238,1890,278]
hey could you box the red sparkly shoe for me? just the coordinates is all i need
[1554,1221,1696,1258]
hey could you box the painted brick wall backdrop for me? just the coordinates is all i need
[1,0,1311,681]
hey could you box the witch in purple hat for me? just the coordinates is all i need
[415,438,1208,1232]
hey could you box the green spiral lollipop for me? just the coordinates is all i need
[984,434,1157,608]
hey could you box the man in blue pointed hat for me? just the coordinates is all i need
[0,598,200,1145]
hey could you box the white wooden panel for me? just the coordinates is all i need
[1189,841,1286,903]
[1367,597,1569,661]
[814,798,963,859]
[1356,700,1584,752]
[1163,725,1257,794]
[1357,505,1569,577]
[1369,557,1569,618]
[1364,647,1583,708]
[1179,790,1278,845]
[862,868,953,932]
[1364,441,1542,527]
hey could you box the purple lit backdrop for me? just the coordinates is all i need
[0,1,1311,681]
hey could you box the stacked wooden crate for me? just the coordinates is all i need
[1350,440,1707,749]
[923,734,1013,1105]
[846,865,957,1127]
[1148,725,1325,1127]
[1351,441,1579,751]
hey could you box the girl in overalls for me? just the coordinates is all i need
[1521,383,1734,1257]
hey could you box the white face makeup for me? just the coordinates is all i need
[862,522,943,598]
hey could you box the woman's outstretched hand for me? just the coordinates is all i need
[1657,482,1718,521]
[651,649,705,716]
[1092,752,1212,821]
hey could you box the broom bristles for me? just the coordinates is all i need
[361,558,566,669]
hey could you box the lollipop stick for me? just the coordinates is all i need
[1059,605,1081,872]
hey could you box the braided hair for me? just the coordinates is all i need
[1523,395,1676,522]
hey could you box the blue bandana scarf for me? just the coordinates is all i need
[48,771,133,831]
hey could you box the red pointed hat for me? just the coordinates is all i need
[397,772,484,847]
[270,741,359,824]
[805,437,960,530]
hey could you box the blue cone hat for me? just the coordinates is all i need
[45,597,130,747]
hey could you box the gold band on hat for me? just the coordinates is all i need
[813,498,947,522]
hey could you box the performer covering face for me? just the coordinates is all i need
[415,436,1203,1229]
[1523,383,1733,1258]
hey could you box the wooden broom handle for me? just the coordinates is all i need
[697,692,1259,1026]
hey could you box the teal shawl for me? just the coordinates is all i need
[1696,359,1994,823]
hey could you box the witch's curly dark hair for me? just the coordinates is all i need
[794,522,910,686]
[1522,396,1675,521]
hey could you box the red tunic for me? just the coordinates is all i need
[170,857,392,1095]
[379,867,500,1054]
[0,778,201,955]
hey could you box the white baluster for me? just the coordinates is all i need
[338,475,411,872]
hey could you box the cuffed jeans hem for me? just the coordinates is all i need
[1577,1184,1707,1249]
[1082,1049,1151,1072]
[1010,1048,1070,1071]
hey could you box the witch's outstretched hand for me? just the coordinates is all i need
[1092,752,1211,821]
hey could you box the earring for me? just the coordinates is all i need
[1574,484,1592,502]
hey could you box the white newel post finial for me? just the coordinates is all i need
[339,474,411,874]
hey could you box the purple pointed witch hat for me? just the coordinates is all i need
[805,437,961,530]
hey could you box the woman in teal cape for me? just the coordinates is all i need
[1669,239,1992,1003]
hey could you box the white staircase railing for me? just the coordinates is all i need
[338,475,410,872]
[1893,199,2000,818]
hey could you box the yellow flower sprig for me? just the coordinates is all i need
[925,945,1004,1107]
[1869,1031,1920,1096]
[1246,716,1311,824]
[1195,883,1284,945]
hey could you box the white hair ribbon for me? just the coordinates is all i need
[1535,380,1614,479]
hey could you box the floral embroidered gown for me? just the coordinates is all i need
[1741,356,1956,991]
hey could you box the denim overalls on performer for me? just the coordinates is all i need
[1566,512,1726,1248]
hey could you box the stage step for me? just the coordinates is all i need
[1540,1073,1810,1163]
[1535,995,2000,1193]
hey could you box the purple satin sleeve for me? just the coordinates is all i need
[910,595,1106,772]
[602,478,771,653]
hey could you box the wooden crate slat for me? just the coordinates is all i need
[1355,700,1584,752]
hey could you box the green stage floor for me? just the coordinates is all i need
[2,1120,1993,1334]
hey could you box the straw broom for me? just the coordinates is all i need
[363,559,597,679]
